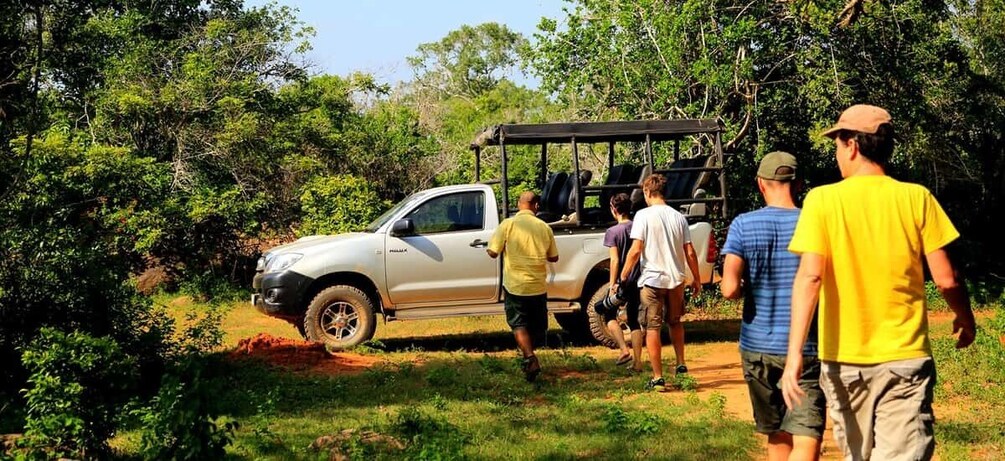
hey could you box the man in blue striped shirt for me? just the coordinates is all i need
[721,152,825,461]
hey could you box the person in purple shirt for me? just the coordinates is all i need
[601,193,643,369]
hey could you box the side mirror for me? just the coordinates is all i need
[390,218,415,237]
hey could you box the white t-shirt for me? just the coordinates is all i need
[630,204,692,289]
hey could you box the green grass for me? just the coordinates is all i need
[208,350,756,460]
[20,293,1003,460]
[145,295,757,460]
[930,305,1005,460]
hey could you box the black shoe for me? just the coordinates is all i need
[646,377,666,392]
[675,364,688,375]
[522,355,541,382]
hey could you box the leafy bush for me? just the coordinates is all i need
[297,174,390,236]
[18,329,137,459]
[135,359,238,461]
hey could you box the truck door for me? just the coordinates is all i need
[384,191,499,306]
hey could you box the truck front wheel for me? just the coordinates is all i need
[304,285,377,349]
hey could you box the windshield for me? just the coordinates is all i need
[363,191,429,232]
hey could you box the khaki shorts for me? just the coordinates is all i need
[820,357,936,461]
[639,285,685,331]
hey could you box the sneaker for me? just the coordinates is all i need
[646,377,666,392]
[675,364,688,375]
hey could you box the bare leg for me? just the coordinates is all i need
[767,432,793,461]
[789,435,821,461]
[669,322,685,366]
[646,329,663,378]
[631,329,644,370]
[513,327,535,358]
[668,286,686,367]
[607,320,630,356]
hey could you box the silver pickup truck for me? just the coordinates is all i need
[253,119,728,349]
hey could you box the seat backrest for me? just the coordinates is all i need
[540,172,568,212]
[630,164,651,213]
[598,164,636,210]
[663,156,709,199]
[552,174,574,214]
[566,170,593,213]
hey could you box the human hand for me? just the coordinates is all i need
[953,312,977,349]
[780,354,805,410]
[689,278,702,296]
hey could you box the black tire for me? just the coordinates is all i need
[553,308,593,344]
[303,285,377,349]
[291,320,308,340]
[584,282,635,349]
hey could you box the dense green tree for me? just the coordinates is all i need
[530,0,1005,283]
[408,22,529,99]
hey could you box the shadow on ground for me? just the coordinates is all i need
[373,318,741,353]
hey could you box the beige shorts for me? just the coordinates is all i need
[639,285,685,331]
[820,357,936,461]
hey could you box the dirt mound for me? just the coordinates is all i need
[230,333,381,375]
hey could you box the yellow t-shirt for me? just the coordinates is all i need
[489,210,559,296]
[789,175,959,364]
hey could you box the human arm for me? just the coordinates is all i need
[620,239,643,284]
[720,254,744,299]
[609,246,620,294]
[926,248,975,348]
[780,252,824,410]
[546,230,559,263]
[486,221,506,259]
[683,242,702,294]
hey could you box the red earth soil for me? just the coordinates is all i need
[230,333,381,374]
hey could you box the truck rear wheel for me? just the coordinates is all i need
[584,283,634,349]
[304,285,376,349]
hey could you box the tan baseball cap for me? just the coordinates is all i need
[822,104,892,138]
[757,151,797,181]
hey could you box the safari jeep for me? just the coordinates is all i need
[252,119,728,349]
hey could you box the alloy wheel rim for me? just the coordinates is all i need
[320,301,360,342]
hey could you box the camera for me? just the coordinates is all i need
[593,283,628,315]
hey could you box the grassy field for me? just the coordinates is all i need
[134,296,1005,459]
[155,296,758,460]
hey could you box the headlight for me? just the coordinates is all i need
[256,256,267,271]
[266,253,303,273]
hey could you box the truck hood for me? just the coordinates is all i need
[263,233,370,257]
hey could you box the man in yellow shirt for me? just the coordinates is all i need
[487,191,559,382]
[779,104,977,460]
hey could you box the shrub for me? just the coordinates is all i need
[391,406,468,461]
[135,358,238,461]
[18,329,137,459]
[297,174,390,236]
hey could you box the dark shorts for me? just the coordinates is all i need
[601,284,641,331]
[741,350,826,438]
[504,289,548,346]
[639,285,685,330]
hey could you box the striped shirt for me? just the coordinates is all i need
[722,207,817,356]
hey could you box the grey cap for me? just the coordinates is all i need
[757,151,797,181]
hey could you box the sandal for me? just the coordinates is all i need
[615,353,632,366]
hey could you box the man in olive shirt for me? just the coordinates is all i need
[487,191,559,382]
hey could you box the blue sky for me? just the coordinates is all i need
[245,0,569,86]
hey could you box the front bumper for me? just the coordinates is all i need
[251,270,314,318]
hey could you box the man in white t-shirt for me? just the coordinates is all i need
[618,173,702,391]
